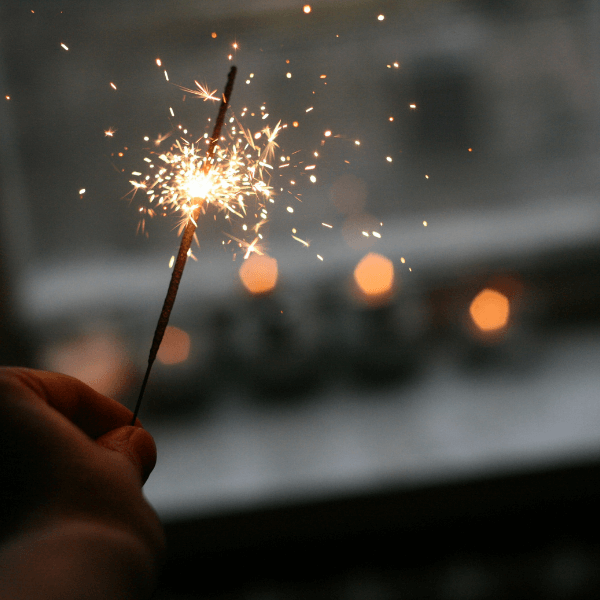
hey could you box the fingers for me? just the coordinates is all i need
[96,426,157,484]
[0,367,141,439]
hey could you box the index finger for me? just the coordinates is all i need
[0,367,142,439]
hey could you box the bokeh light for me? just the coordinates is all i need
[469,288,510,332]
[157,326,191,365]
[353,253,395,304]
[43,332,132,398]
[239,254,279,295]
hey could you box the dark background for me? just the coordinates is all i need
[2,1,600,597]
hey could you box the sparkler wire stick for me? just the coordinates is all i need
[131,65,237,425]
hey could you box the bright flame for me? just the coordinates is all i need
[303,5,311,13]
[186,172,214,200]
[128,96,284,247]
[353,253,394,303]
[239,254,278,295]
[469,289,510,332]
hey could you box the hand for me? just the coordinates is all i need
[0,367,165,599]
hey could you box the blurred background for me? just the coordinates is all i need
[3,0,600,597]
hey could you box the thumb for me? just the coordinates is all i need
[96,426,157,485]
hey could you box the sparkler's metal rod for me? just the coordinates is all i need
[131,65,237,426]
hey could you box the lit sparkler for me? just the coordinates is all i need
[131,66,242,424]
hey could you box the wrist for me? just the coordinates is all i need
[0,519,158,599]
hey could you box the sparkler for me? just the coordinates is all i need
[131,66,237,425]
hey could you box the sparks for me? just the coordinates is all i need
[60,43,69,51]
[129,84,284,256]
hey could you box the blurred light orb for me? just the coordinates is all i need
[239,254,279,295]
[157,326,191,365]
[354,252,394,302]
[44,332,131,398]
[469,288,510,332]
[303,5,311,13]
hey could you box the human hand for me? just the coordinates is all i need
[0,367,164,599]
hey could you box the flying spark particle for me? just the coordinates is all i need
[287,207,294,213]
[401,257,405,263]
[317,255,323,261]
[5,95,9,100]
[293,121,299,127]
[60,43,69,51]
[386,156,392,162]
[286,73,292,78]
[320,75,327,79]
[355,140,360,145]
[169,256,175,268]
[305,165,316,170]
[250,73,254,78]
[164,70,169,81]
[233,42,239,49]
[211,32,217,38]
[423,221,428,226]
[104,128,116,137]
[110,82,117,90]
[373,232,381,238]
[425,175,429,179]
[303,5,311,13]
[389,117,394,121]
[169,107,174,117]
[378,14,385,20]
[409,104,417,109]
[324,130,331,137]
[322,223,332,228]
[79,188,86,195]
[156,58,162,66]
[310,175,316,183]
[306,107,313,112]
[393,62,399,68]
